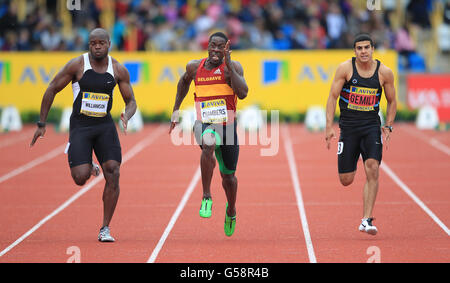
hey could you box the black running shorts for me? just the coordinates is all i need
[67,121,122,167]
[337,124,382,174]
[193,120,239,174]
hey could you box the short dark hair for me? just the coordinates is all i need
[353,34,374,48]
[209,32,228,43]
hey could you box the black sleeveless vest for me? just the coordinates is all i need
[70,53,116,126]
[339,57,382,127]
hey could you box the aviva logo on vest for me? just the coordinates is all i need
[0,61,11,84]
[262,60,289,85]
[123,61,150,84]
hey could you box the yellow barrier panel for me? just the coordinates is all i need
[0,50,397,116]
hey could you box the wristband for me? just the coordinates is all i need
[37,121,46,128]
[384,125,393,132]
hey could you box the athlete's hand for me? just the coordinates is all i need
[381,127,391,150]
[30,127,46,147]
[325,127,336,150]
[121,112,129,135]
[223,40,232,70]
[169,111,179,134]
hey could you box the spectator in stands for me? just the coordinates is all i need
[326,2,347,49]
[395,25,416,69]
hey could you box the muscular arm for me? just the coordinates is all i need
[169,60,199,133]
[30,57,80,146]
[115,62,137,122]
[39,57,80,123]
[380,65,397,148]
[228,61,248,100]
[381,65,397,127]
[172,60,198,113]
[223,41,248,99]
[325,61,350,149]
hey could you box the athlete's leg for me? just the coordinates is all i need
[337,127,360,187]
[220,172,237,217]
[360,125,382,219]
[339,171,356,186]
[100,160,121,228]
[362,158,379,219]
[71,163,94,186]
[200,132,216,199]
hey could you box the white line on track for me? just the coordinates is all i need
[0,144,66,184]
[380,162,450,236]
[0,129,35,149]
[282,124,317,263]
[429,138,450,156]
[147,166,201,263]
[398,125,450,156]
[0,125,166,258]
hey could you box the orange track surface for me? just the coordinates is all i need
[0,123,449,263]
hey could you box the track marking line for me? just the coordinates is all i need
[282,124,317,263]
[381,162,450,236]
[0,125,166,258]
[0,144,66,185]
[398,125,450,156]
[429,138,450,156]
[147,166,201,263]
[0,129,35,149]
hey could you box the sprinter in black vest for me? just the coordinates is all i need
[325,34,397,235]
[30,28,137,242]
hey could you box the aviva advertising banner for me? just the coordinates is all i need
[0,50,397,116]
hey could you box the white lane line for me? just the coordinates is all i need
[399,125,450,156]
[282,125,317,263]
[0,144,66,184]
[381,162,450,236]
[0,129,35,149]
[147,166,201,263]
[0,125,166,257]
[429,138,450,156]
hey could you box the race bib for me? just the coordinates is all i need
[200,99,228,123]
[348,86,378,111]
[80,92,109,117]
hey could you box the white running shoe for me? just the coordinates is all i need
[359,218,378,235]
[91,162,100,177]
[98,226,115,242]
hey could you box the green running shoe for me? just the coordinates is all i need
[199,197,212,218]
[224,203,236,237]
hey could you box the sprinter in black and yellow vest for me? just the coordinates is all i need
[169,32,248,237]
[325,34,397,236]
[30,28,137,242]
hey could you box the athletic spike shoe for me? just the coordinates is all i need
[199,197,213,218]
[91,162,100,177]
[98,226,115,242]
[359,218,378,235]
[224,203,236,237]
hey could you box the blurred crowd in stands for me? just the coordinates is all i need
[0,0,449,72]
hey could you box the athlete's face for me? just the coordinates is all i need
[89,36,110,60]
[354,41,374,63]
[207,36,226,66]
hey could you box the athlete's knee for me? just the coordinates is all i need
[339,173,355,186]
[202,133,216,148]
[365,159,379,171]
[222,173,237,188]
[102,162,120,182]
[365,159,380,179]
[201,143,216,159]
[72,172,90,186]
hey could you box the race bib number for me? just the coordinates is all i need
[200,99,228,123]
[80,92,109,117]
[348,86,378,111]
[337,142,344,155]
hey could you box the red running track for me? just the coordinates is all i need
[0,123,448,262]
